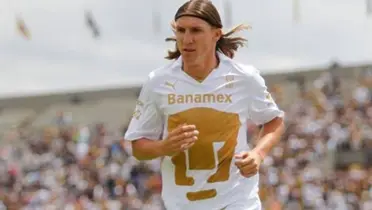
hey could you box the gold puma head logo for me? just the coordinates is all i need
[165,81,176,90]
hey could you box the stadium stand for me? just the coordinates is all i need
[0,108,36,138]
[1,63,372,209]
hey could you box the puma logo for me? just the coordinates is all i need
[165,81,177,90]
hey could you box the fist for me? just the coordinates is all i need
[234,151,263,178]
[161,124,199,157]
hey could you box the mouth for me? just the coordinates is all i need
[183,49,195,53]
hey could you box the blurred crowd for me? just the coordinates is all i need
[1,69,372,209]
[0,119,164,209]
[258,69,372,210]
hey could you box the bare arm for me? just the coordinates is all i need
[131,138,165,161]
[252,117,285,159]
[130,124,199,161]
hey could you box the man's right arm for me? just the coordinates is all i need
[124,75,166,161]
[131,124,199,161]
[124,76,198,161]
[131,138,165,161]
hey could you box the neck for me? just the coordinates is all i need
[183,53,219,82]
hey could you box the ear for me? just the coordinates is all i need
[171,21,177,34]
[213,28,222,42]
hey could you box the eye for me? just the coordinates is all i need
[176,27,185,33]
[190,27,202,33]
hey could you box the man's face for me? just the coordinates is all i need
[175,16,221,65]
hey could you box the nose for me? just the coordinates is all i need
[182,30,194,45]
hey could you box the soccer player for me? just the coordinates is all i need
[124,0,285,209]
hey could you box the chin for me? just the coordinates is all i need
[181,55,198,65]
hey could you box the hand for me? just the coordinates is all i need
[160,124,199,157]
[234,151,263,178]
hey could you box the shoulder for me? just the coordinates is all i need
[226,59,260,77]
[223,58,265,86]
[143,61,178,89]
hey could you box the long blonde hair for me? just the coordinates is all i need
[165,0,250,60]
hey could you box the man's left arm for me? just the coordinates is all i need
[252,117,285,160]
[235,117,285,178]
[235,68,285,177]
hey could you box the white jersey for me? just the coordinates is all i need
[125,52,284,210]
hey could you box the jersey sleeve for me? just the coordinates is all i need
[124,77,164,141]
[247,68,284,125]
